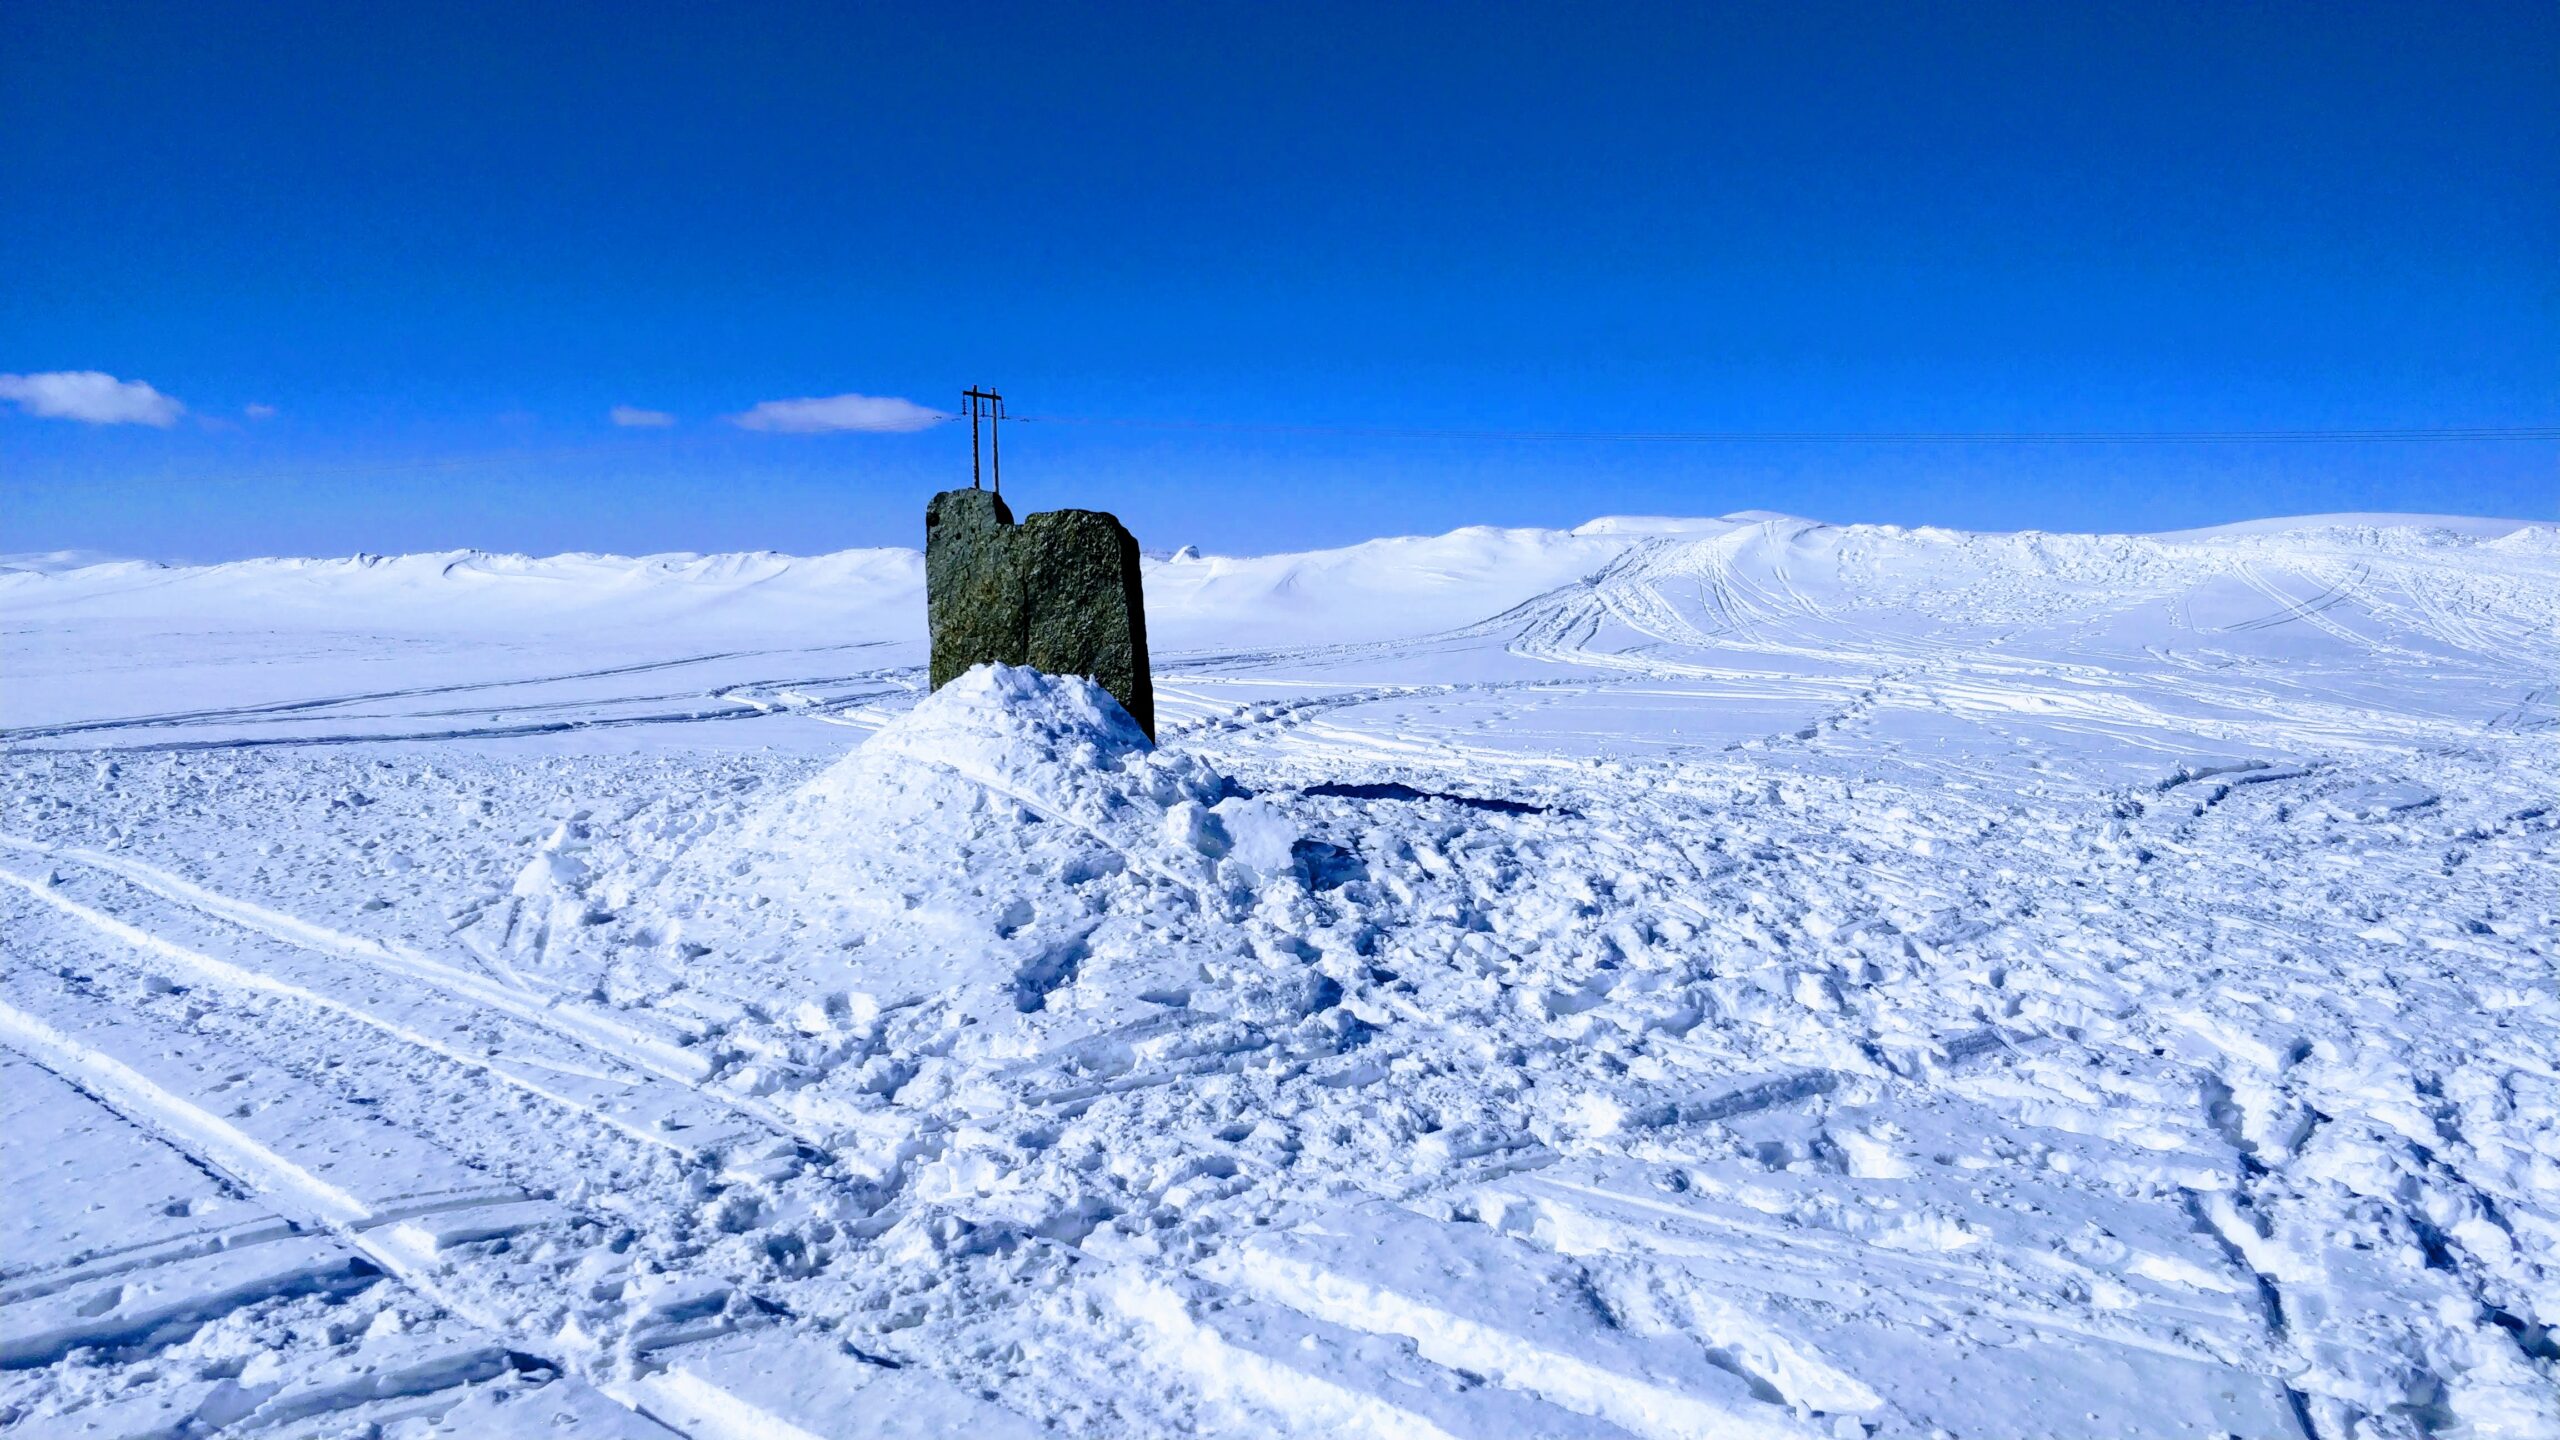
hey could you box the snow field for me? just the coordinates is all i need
[2,512,2555,1437]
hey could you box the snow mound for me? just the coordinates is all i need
[759,664,1237,878]
[656,666,1308,1087]
[860,662,1152,780]
[722,665,1197,893]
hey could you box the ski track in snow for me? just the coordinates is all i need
[2,512,2556,1438]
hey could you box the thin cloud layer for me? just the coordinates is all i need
[611,405,677,428]
[732,392,947,434]
[0,371,185,426]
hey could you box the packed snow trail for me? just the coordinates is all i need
[2,513,2555,1438]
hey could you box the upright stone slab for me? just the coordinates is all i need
[925,488,1155,737]
[1018,509,1153,738]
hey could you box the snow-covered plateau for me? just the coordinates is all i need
[2,510,2556,1439]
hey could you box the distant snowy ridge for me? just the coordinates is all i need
[1489,512,2560,684]
[4,507,2551,677]
[8,508,2543,586]
[0,549,143,575]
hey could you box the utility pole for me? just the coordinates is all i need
[961,386,1006,495]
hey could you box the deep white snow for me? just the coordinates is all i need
[1,511,2555,1438]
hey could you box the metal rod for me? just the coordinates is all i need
[961,386,1005,493]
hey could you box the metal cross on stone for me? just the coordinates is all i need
[960,387,1005,495]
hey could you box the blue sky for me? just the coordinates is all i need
[5,1,2554,560]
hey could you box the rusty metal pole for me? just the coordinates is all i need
[967,389,982,489]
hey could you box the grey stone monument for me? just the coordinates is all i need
[926,488,1155,738]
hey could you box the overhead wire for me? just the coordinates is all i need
[999,414,2560,445]
[51,414,2559,493]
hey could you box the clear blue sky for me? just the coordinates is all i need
[5,1,2554,560]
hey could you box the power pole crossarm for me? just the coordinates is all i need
[961,386,1005,495]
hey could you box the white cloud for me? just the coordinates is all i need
[731,392,947,434]
[0,371,185,426]
[610,404,677,428]
[243,403,278,421]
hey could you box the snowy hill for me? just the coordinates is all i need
[5,509,2548,742]
[2,509,2556,1437]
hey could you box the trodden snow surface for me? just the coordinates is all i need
[1,511,2555,1439]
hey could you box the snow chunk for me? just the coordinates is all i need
[510,819,592,897]
[1165,796,1301,877]
[1212,796,1299,876]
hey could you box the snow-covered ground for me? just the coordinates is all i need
[3,511,2555,1439]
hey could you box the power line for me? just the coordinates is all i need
[36,442,658,490]
[1004,414,2560,445]
[42,415,2559,494]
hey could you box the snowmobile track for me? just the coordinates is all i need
[0,856,766,1160]
[0,918,1046,1439]
[0,833,713,1086]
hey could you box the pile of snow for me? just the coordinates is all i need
[632,667,1318,1128]
[857,660,1156,790]
[726,663,1299,907]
